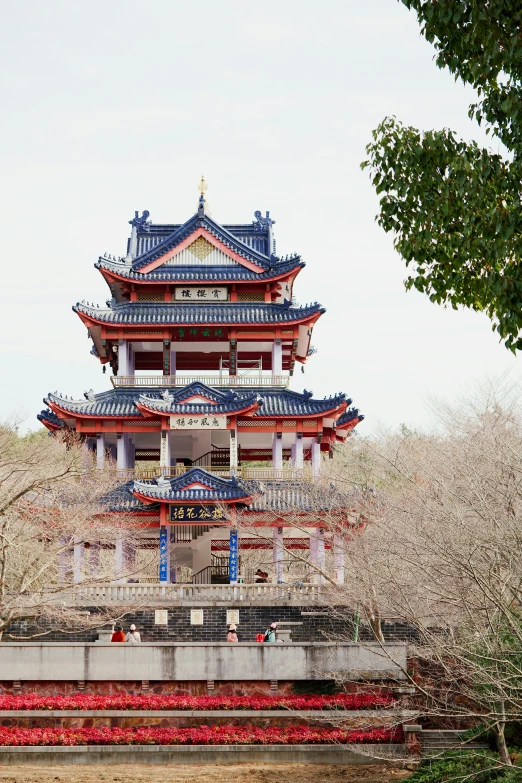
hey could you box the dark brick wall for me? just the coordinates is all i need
[5,607,419,644]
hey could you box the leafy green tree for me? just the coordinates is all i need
[362,1,522,351]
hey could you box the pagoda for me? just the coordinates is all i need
[38,180,363,586]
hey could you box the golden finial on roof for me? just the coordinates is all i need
[198,175,208,197]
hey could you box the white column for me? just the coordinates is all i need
[273,527,284,584]
[73,540,84,584]
[271,339,282,378]
[295,434,304,469]
[309,531,318,583]
[59,537,71,582]
[333,534,345,585]
[317,528,325,584]
[118,340,129,376]
[89,542,100,576]
[272,433,283,470]
[125,542,136,580]
[312,439,321,477]
[230,428,238,473]
[160,431,171,472]
[117,434,129,472]
[170,528,178,583]
[128,344,135,376]
[96,433,105,469]
[81,439,91,472]
[115,539,125,583]
[169,431,177,470]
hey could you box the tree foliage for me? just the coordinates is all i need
[362,1,522,350]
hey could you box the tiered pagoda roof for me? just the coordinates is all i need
[97,255,304,284]
[131,213,276,272]
[133,468,255,504]
[43,385,350,422]
[73,301,324,326]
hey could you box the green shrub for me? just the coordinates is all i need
[404,751,522,782]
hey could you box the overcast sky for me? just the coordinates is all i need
[1,0,518,435]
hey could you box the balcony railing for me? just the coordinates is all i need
[111,375,289,389]
[71,582,323,605]
[117,466,309,481]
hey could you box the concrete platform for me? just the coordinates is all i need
[0,744,407,765]
[0,642,407,682]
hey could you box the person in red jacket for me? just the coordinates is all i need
[111,625,125,642]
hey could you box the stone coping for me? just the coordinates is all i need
[0,709,417,719]
[0,641,406,648]
[0,744,408,765]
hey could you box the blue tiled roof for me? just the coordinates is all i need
[133,468,255,502]
[37,409,64,428]
[132,214,272,271]
[245,481,351,513]
[44,388,143,417]
[251,389,347,417]
[96,257,304,282]
[104,478,354,513]
[139,384,261,415]
[73,301,324,325]
[336,408,364,426]
[104,482,160,512]
[43,386,349,420]
[135,220,272,258]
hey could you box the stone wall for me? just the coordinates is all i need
[0,642,407,682]
[6,606,418,644]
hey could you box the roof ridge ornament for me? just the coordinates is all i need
[198,175,208,218]
[127,210,151,263]
[253,210,275,230]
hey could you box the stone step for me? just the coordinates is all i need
[420,730,488,754]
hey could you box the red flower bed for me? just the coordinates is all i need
[0,693,395,712]
[0,725,404,746]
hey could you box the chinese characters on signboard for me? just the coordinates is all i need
[159,526,169,583]
[226,610,239,625]
[175,287,228,301]
[172,327,225,339]
[155,610,168,625]
[170,505,226,522]
[190,609,204,625]
[170,415,227,430]
[229,528,238,584]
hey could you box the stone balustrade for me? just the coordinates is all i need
[70,582,323,606]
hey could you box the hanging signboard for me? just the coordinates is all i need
[159,526,169,583]
[170,505,226,522]
[175,287,228,301]
[170,415,227,430]
[229,528,238,584]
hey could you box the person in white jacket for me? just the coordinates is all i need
[125,624,141,643]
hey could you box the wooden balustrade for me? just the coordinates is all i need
[114,466,309,481]
[71,582,323,605]
[111,375,289,389]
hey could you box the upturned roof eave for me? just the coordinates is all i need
[71,301,326,327]
[136,400,261,418]
[95,258,305,284]
[131,490,253,505]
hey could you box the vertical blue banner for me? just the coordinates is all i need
[229,528,238,583]
[159,525,169,583]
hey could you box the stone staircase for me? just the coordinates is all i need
[420,730,489,757]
